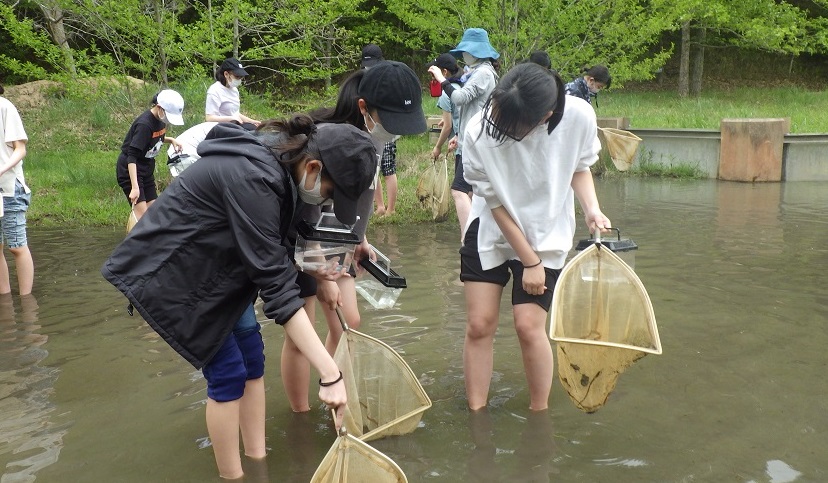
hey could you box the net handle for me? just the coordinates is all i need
[335,307,351,333]
[592,226,622,243]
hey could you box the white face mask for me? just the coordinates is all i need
[229,78,242,88]
[297,169,328,205]
[462,52,479,66]
[364,112,400,145]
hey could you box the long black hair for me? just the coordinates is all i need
[257,114,317,166]
[307,70,367,130]
[481,63,566,143]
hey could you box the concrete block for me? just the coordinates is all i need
[597,117,630,129]
[719,118,789,182]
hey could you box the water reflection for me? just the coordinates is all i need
[0,294,66,483]
[2,179,827,481]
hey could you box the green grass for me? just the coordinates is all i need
[15,79,826,227]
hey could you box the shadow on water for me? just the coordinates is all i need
[1,178,826,482]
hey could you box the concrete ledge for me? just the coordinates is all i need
[597,121,828,181]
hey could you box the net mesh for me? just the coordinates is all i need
[598,128,642,171]
[311,432,407,483]
[334,328,432,442]
[550,244,661,412]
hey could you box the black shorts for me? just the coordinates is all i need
[451,153,473,194]
[295,270,317,298]
[459,218,560,311]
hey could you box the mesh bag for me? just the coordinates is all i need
[598,128,642,171]
[550,243,661,412]
[311,430,407,483]
[415,155,451,221]
[333,311,432,442]
[126,208,138,233]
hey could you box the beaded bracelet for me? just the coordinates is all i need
[319,371,344,387]
[523,260,543,268]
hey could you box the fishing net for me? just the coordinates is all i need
[311,430,407,483]
[598,128,642,171]
[550,243,661,412]
[415,155,451,221]
[333,310,432,442]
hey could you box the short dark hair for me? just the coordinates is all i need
[482,63,560,143]
[584,65,611,87]
[0,84,4,95]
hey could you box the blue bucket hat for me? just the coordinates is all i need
[450,28,500,60]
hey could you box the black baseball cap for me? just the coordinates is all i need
[220,58,249,77]
[361,44,384,69]
[357,60,427,136]
[427,53,458,72]
[309,123,378,225]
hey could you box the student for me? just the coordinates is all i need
[165,121,218,177]
[459,63,611,411]
[116,89,184,221]
[280,61,427,413]
[428,28,500,242]
[102,115,375,479]
[360,44,398,217]
[565,65,611,105]
[206,58,261,130]
[0,84,34,296]
[429,53,463,163]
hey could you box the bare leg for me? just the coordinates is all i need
[9,245,33,295]
[238,377,266,458]
[0,245,11,294]
[280,296,316,412]
[132,200,149,219]
[206,398,243,479]
[513,303,554,410]
[384,174,398,215]
[452,190,472,243]
[373,183,386,216]
[463,281,503,410]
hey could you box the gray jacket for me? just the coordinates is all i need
[451,61,498,154]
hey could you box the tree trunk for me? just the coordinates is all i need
[678,21,690,98]
[154,0,168,85]
[690,26,705,97]
[37,1,77,76]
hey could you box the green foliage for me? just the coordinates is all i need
[0,3,62,80]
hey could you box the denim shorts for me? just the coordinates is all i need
[1,182,31,249]
[201,304,265,402]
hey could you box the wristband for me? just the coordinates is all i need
[319,371,343,387]
[523,259,543,268]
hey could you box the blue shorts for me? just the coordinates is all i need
[459,218,560,311]
[1,182,31,249]
[201,304,265,402]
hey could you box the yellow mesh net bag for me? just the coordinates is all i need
[311,429,407,483]
[598,128,642,171]
[550,241,661,412]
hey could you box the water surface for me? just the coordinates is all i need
[1,178,826,482]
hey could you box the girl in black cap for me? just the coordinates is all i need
[102,114,377,479]
[279,62,427,414]
[206,57,261,130]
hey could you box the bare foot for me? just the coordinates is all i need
[382,210,395,217]
[374,207,386,216]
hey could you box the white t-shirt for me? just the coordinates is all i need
[462,95,601,270]
[167,122,218,160]
[0,97,30,197]
[205,82,241,118]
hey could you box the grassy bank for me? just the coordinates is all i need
[15,79,827,227]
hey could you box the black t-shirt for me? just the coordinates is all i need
[117,110,167,178]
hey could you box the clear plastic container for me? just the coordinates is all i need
[294,213,359,274]
[355,245,406,309]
